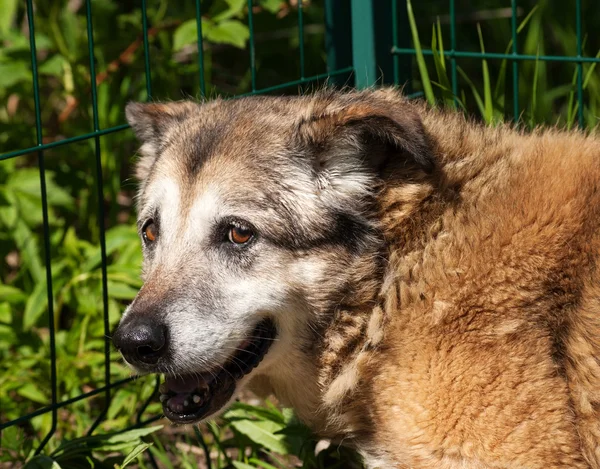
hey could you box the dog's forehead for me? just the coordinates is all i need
[160,98,300,182]
[142,97,314,218]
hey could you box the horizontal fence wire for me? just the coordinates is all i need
[391,48,600,64]
[0,68,353,162]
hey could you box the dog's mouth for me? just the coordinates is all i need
[159,318,277,424]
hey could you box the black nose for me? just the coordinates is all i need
[113,316,168,366]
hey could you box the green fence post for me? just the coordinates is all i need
[351,0,377,88]
[350,0,397,89]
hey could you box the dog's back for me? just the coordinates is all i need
[362,108,600,467]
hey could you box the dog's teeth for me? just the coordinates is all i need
[159,394,168,403]
[193,394,201,404]
[183,399,189,407]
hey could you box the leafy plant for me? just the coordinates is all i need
[21,425,162,469]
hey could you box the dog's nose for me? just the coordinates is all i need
[113,317,168,366]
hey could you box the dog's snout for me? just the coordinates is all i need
[113,316,168,366]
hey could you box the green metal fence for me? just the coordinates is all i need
[1,0,598,465]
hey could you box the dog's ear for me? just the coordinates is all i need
[297,91,435,191]
[125,101,197,181]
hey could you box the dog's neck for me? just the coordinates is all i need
[249,242,387,439]
[249,173,448,442]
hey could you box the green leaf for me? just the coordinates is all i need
[103,425,164,445]
[206,20,249,49]
[229,418,288,455]
[23,281,48,330]
[0,284,26,303]
[173,18,212,52]
[0,323,17,344]
[119,443,152,468]
[0,62,30,88]
[7,168,74,209]
[81,225,139,272]
[107,390,133,420]
[173,19,197,52]
[13,219,44,283]
[17,383,48,404]
[23,455,61,469]
[107,266,143,287]
[232,462,256,469]
[0,0,17,36]
[213,0,246,22]
[226,402,285,424]
[38,55,67,77]
[107,281,139,300]
[51,426,163,458]
[248,459,280,469]
[0,303,11,323]
[260,0,283,14]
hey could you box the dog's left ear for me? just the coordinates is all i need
[297,92,435,180]
[125,101,198,181]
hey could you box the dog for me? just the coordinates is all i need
[113,88,600,468]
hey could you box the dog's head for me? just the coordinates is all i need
[112,89,433,424]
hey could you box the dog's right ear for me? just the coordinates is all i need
[125,101,197,181]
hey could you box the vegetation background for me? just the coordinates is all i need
[0,0,599,468]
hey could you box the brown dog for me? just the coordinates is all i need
[113,88,600,468]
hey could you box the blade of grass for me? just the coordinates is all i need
[194,426,212,469]
[457,66,485,117]
[476,23,493,124]
[582,48,600,88]
[566,66,579,129]
[567,47,600,129]
[406,0,435,105]
[431,21,454,107]
[530,44,541,127]
[494,5,540,101]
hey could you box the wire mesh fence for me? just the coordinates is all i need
[1,0,599,466]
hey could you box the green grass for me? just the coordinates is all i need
[406,0,600,129]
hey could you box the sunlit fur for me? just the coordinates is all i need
[119,88,600,468]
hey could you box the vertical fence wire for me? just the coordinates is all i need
[511,0,519,122]
[247,0,257,92]
[298,0,305,79]
[575,0,584,128]
[84,0,112,435]
[195,0,207,97]
[449,0,458,101]
[26,0,58,454]
[141,0,153,99]
[392,0,400,85]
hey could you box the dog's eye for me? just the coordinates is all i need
[142,220,157,243]
[228,225,253,245]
